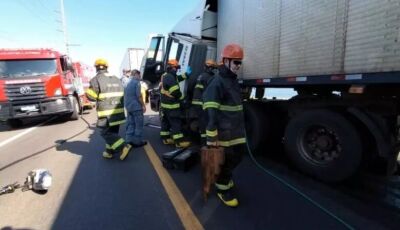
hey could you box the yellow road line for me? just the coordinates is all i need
[144,143,204,230]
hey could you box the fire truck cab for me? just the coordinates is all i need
[0,49,81,127]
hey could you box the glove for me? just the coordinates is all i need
[186,66,192,75]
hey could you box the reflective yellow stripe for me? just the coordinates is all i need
[161,88,173,98]
[98,92,124,99]
[161,103,180,109]
[106,144,111,149]
[220,105,243,111]
[200,134,207,138]
[169,85,179,94]
[160,131,170,136]
[97,108,124,117]
[195,84,204,89]
[179,94,184,100]
[192,100,203,105]
[203,102,220,109]
[111,138,125,150]
[86,88,98,99]
[206,129,218,137]
[172,133,184,140]
[181,73,188,79]
[109,120,126,126]
[219,138,246,147]
[215,182,230,191]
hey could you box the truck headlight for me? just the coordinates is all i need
[54,88,62,96]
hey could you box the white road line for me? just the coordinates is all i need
[146,124,161,129]
[0,117,55,148]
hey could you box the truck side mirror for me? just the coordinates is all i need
[66,59,74,71]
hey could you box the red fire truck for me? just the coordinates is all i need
[0,49,82,127]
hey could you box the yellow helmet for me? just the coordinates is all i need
[94,58,108,67]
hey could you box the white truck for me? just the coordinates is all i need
[142,0,400,182]
[119,48,145,76]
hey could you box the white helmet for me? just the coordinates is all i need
[25,169,52,191]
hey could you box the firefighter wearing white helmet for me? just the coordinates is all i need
[86,58,132,160]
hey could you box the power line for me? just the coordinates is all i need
[38,0,54,13]
[15,0,56,29]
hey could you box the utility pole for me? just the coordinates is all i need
[55,0,80,55]
[60,0,69,54]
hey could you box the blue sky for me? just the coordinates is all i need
[0,0,199,75]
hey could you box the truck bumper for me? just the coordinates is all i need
[0,97,73,120]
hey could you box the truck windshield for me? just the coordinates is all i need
[0,59,57,78]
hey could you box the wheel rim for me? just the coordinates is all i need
[299,125,342,165]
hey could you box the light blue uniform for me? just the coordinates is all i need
[124,78,144,145]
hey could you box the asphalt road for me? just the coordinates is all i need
[0,108,399,230]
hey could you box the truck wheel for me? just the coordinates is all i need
[284,110,362,182]
[244,102,284,154]
[7,119,23,128]
[70,97,80,120]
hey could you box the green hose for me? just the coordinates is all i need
[245,137,354,230]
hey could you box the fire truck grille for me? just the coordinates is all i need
[5,82,46,101]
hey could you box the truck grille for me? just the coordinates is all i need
[5,82,46,102]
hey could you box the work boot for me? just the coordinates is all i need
[175,141,191,148]
[162,138,174,145]
[120,144,132,161]
[102,151,113,159]
[215,182,239,207]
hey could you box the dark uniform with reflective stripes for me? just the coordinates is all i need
[86,70,126,155]
[191,69,215,146]
[203,65,246,185]
[160,71,187,144]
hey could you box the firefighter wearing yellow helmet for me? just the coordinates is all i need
[85,58,132,160]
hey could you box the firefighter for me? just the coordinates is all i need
[86,58,132,160]
[203,44,246,207]
[191,59,218,146]
[159,59,191,148]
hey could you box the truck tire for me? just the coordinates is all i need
[70,96,80,120]
[244,101,284,154]
[284,109,362,182]
[7,119,23,128]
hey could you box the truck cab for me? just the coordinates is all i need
[0,49,82,127]
[141,0,218,112]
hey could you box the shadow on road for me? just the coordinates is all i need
[50,115,182,230]
[0,109,92,132]
[0,121,94,172]
[1,226,34,230]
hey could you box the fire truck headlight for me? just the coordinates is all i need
[56,99,64,105]
[54,88,62,96]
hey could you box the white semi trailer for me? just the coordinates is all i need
[142,0,400,182]
[119,48,145,76]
